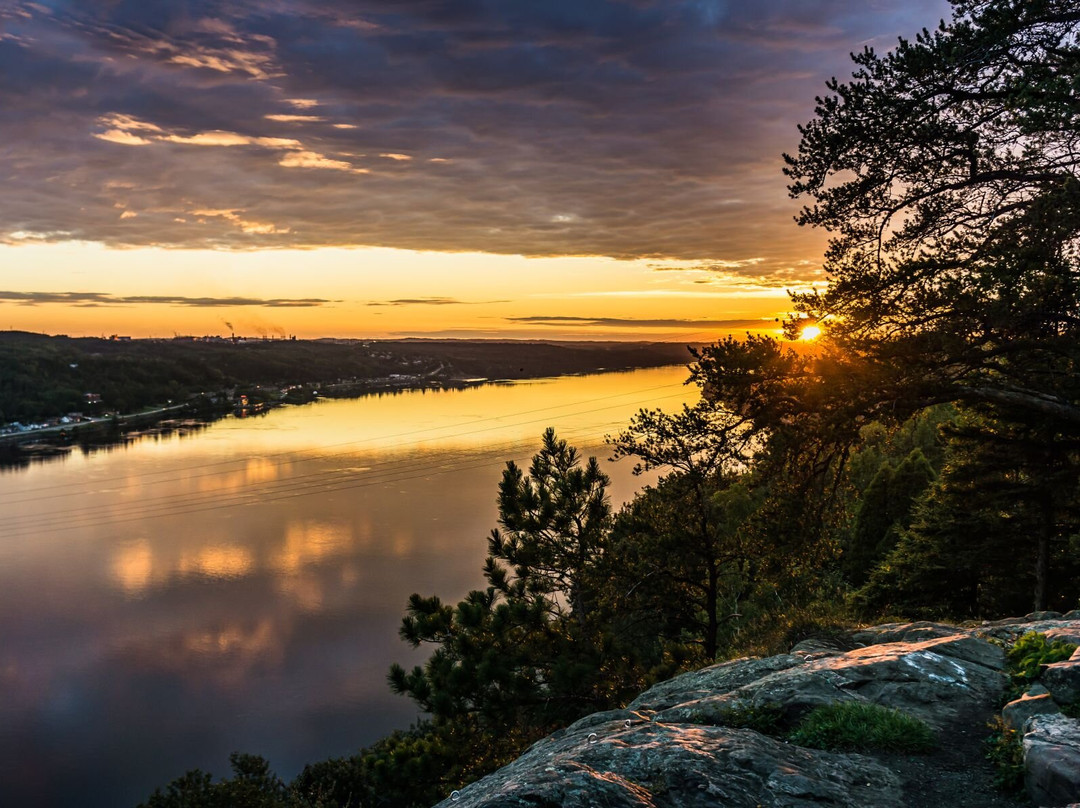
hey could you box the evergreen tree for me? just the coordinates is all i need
[855,415,1080,617]
[846,449,936,585]
[608,400,757,661]
[388,429,629,771]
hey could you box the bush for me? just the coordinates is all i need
[984,716,1025,793]
[1006,632,1077,687]
[787,702,935,753]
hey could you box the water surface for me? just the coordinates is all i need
[0,366,698,807]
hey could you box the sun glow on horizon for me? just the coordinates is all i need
[0,242,798,342]
[800,325,823,341]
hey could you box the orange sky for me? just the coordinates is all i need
[0,0,948,341]
[0,242,822,341]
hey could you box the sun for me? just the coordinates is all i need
[799,325,822,341]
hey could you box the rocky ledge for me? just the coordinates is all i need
[435,614,1080,808]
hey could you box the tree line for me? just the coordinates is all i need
[0,333,689,425]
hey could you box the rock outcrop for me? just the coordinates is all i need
[1024,714,1080,807]
[436,714,902,808]
[433,617,1080,808]
[1042,652,1080,707]
[640,634,1003,731]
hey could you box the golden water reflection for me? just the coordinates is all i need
[111,539,255,594]
[0,366,700,808]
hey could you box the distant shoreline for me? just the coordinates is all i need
[0,331,697,432]
[0,358,692,466]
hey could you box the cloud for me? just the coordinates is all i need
[265,114,327,122]
[0,0,952,271]
[189,209,291,235]
[278,150,366,173]
[0,291,334,308]
[508,316,774,329]
[367,297,505,307]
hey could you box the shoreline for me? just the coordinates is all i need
[0,363,685,466]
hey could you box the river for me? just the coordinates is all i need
[0,365,699,807]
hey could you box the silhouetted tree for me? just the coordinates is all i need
[388,430,627,763]
[607,400,757,660]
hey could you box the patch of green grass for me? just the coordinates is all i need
[787,702,935,754]
[984,716,1025,793]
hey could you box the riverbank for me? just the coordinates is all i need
[0,333,696,461]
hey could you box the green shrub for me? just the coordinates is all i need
[787,702,935,753]
[1007,632,1077,681]
[1005,632,1077,699]
[984,716,1025,793]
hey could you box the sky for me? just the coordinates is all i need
[0,0,952,341]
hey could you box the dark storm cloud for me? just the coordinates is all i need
[509,316,771,329]
[0,0,951,279]
[0,291,333,307]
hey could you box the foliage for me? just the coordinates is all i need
[138,723,494,808]
[984,716,1026,794]
[1006,631,1078,687]
[604,400,764,662]
[138,753,293,808]
[854,416,1080,618]
[291,722,499,808]
[695,0,1080,620]
[846,448,936,585]
[136,5,1080,805]
[0,331,690,424]
[784,0,1080,428]
[387,430,641,785]
[787,702,936,754]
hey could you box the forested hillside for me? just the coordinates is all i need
[0,332,691,424]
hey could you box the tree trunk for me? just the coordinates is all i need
[1034,500,1051,612]
[705,563,718,661]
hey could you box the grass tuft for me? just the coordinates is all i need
[787,701,935,753]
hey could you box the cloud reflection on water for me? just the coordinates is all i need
[0,366,699,807]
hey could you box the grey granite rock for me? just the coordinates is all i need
[629,654,803,712]
[434,719,904,808]
[1002,692,1060,732]
[1027,611,1065,621]
[636,634,1004,730]
[977,619,1080,645]
[1023,713,1080,807]
[659,634,1003,730]
[1044,627,1080,646]
[848,621,963,646]
[1043,660,1080,705]
[428,620,1080,808]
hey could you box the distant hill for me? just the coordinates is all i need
[0,332,694,424]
